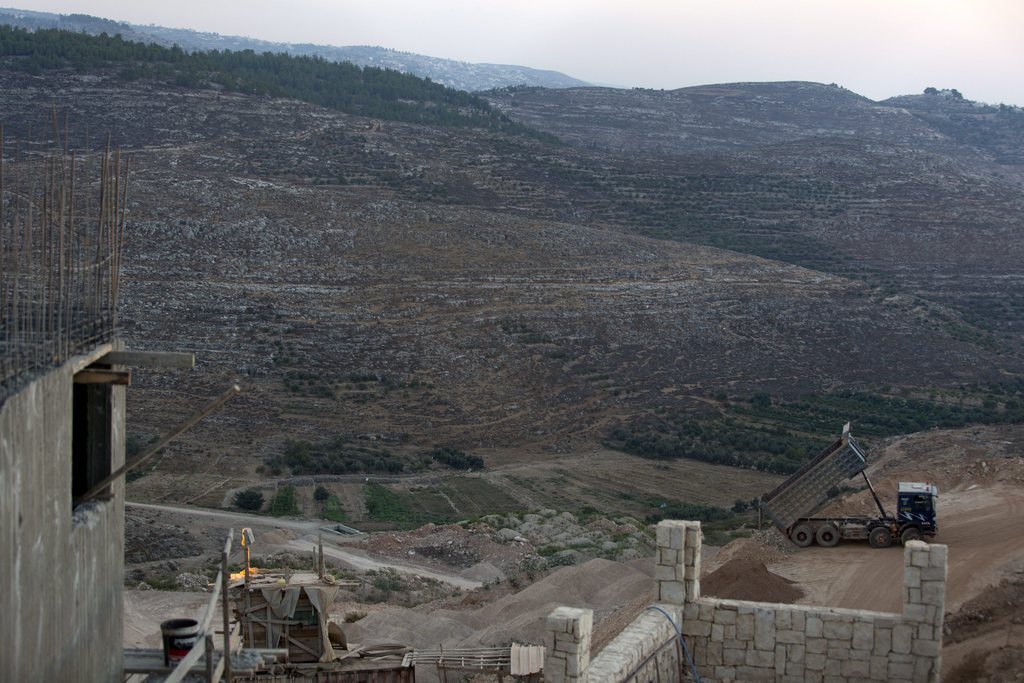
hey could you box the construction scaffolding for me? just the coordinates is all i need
[0,115,129,401]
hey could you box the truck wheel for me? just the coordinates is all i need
[791,524,814,547]
[869,527,893,549]
[815,524,840,547]
[900,527,923,545]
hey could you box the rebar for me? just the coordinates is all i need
[0,121,129,402]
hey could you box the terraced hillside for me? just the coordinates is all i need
[1,66,1021,509]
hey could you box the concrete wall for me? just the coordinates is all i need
[544,520,947,683]
[0,347,125,682]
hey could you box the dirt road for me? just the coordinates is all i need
[771,484,1024,613]
[128,501,480,589]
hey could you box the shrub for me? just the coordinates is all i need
[234,489,264,511]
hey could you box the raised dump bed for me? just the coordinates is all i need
[760,423,868,531]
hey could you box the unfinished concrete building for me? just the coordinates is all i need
[0,136,131,681]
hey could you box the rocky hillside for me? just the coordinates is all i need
[1,64,1021,503]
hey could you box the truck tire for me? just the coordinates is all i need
[791,524,814,547]
[900,527,923,545]
[815,524,840,547]
[869,526,893,549]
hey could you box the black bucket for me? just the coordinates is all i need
[161,618,199,666]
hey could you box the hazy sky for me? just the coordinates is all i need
[12,0,1024,105]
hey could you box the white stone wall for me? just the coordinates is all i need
[543,521,947,683]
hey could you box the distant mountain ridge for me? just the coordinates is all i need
[0,6,590,91]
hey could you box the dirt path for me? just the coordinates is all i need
[771,485,1024,613]
[127,502,480,590]
[281,539,482,590]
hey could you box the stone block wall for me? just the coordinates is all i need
[543,521,947,683]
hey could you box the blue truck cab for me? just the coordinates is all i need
[897,482,938,541]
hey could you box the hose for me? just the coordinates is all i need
[646,605,702,682]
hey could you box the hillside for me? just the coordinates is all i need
[0,30,1022,511]
[0,7,589,91]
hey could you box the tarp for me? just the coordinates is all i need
[258,585,341,662]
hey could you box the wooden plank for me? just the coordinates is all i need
[73,369,131,385]
[100,350,196,368]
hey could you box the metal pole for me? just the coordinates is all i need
[74,384,241,505]
[222,530,234,683]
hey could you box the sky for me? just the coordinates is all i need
[11,0,1024,105]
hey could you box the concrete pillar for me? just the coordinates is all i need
[656,520,700,604]
[901,540,947,682]
[544,606,593,683]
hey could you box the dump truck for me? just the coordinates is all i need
[758,423,937,548]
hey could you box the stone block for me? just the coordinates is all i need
[714,608,737,625]
[840,658,870,677]
[874,626,892,655]
[906,587,921,604]
[903,566,921,589]
[714,666,736,681]
[659,580,684,604]
[654,563,678,581]
[911,550,930,568]
[806,653,826,671]
[724,625,736,639]
[806,637,827,654]
[685,578,700,601]
[788,643,805,664]
[822,620,852,640]
[745,648,774,668]
[735,664,776,680]
[888,660,914,679]
[921,565,945,582]
[852,621,874,650]
[806,616,823,637]
[917,623,932,641]
[915,655,935,680]
[684,602,699,621]
[707,640,723,666]
[792,610,805,632]
[922,580,946,606]
[826,644,850,661]
[892,624,913,654]
[736,613,754,639]
[929,544,947,568]
[777,628,804,644]
[912,638,939,657]
[903,603,927,622]
[698,601,715,621]
[685,526,700,548]
[776,609,791,630]
[754,609,776,651]
[658,547,679,567]
[656,522,672,548]
[711,623,724,642]
[870,654,888,679]
[824,657,841,675]
[554,639,580,654]
[775,644,786,675]
[688,619,712,637]
[724,647,745,666]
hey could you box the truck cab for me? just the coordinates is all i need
[897,482,938,540]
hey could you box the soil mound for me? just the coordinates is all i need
[702,557,804,604]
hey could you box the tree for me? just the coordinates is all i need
[234,489,264,511]
[314,485,330,502]
[268,486,300,516]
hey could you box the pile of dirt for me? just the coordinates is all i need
[702,557,804,604]
[339,558,652,649]
[704,536,788,575]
